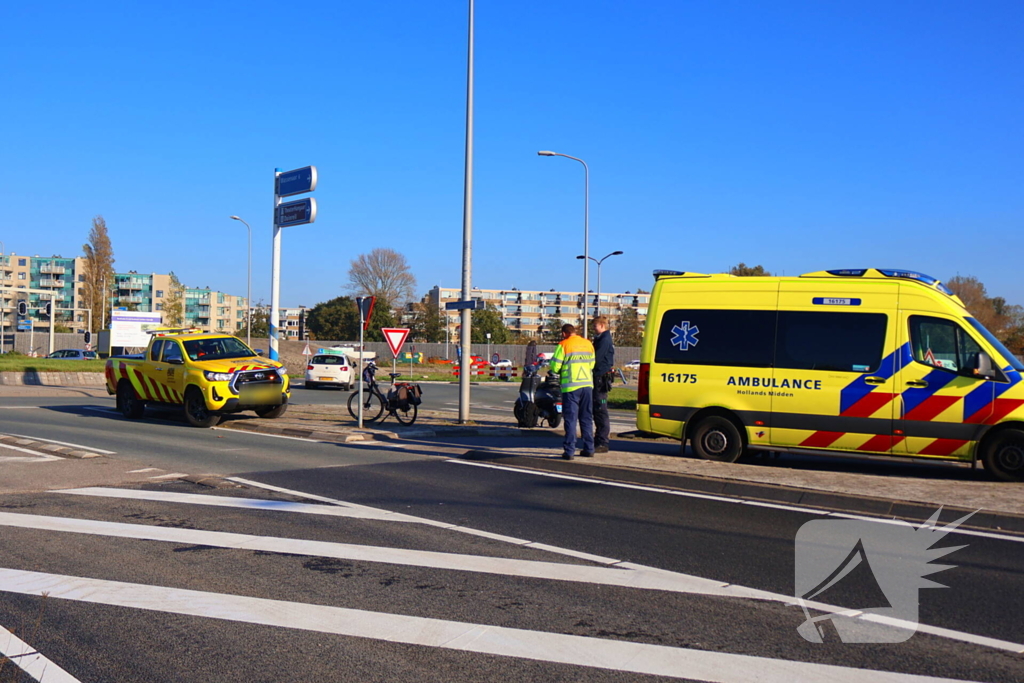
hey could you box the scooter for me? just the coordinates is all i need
[514,372,562,428]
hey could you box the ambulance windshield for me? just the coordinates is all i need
[966,318,1024,372]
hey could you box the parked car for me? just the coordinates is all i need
[305,354,354,390]
[490,359,513,368]
[46,349,98,360]
[623,359,641,371]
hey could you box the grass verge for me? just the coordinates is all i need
[0,358,107,372]
[607,386,637,411]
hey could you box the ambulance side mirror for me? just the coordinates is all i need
[971,352,1004,381]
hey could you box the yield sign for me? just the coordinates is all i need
[382,328,410,357]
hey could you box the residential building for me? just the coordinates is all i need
[0,253,89,334]
[423,285,649,339]
[277,307,308,340]
[112,271,173,315]
[185,287,248,334]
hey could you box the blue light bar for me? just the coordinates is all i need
[826,269,867,276]
[877,269,954,295]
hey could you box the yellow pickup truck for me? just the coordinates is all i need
[105,329,290,427]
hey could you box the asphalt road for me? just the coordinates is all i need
[0,396,1020,682]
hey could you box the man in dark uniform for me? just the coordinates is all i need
[591,315,615,453]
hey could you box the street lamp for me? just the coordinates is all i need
[577,251,623,331]
[538,150,590,336]
[229,215,252,349]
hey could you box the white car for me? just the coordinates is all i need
[624,359,641,371]
[305,354,354,390]
[490,359,513,368]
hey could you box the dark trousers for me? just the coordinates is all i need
[593,389,610,447]
[562,387,594,456]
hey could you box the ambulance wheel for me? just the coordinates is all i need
[117,381,145,420]
[691,415,744,463]
[982,429,1024,482]
[184,387,221,428]
[255,403,288,419]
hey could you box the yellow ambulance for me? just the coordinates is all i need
[637,268,1024,481]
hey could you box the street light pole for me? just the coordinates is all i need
[229,216,253,349]
[458,0,475,424]
[577,250,623,332]
[538,150,589,336]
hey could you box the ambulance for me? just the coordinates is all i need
[636,268,1024,481]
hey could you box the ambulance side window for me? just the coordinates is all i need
[654,309,775,367]
[775,312,887,373]
[909,316,982,373]
[150,339,164,362]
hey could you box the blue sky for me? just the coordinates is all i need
[2,1,1022,307]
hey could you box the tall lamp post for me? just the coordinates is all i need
[576,250,623,331]
[229,215,253,349]
[538,150,590,336]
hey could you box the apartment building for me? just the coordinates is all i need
[277,307,308,340]
[0,253,89,334]
[112,271,173,315]
[423,285,649,338]
[184,287,248,334]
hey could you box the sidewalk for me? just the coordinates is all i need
[4,382,1023,531]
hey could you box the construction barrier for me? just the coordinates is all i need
[490,366,518,381]
[452,361,488,377]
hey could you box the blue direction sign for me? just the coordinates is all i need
[276,166,318,198]
[445,300,484,311]
[277,198,317,227]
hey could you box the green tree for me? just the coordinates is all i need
[471,304,510,343]
[543,319,564,342]
[82,215,115,330]
[946,275,1024,354]
[729,263,771,276]
[163,272,185,327]
[614,308,644,347]
[306,296,396,342]
[409,302,445,342]
[234,303,269,340]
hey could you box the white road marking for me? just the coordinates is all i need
[4,434,116,454]
[0,621,82,682]
[210,428,321,443]
[0,442,62,463]
[100,481,1023,654]
[448,460,1024,544]
[0,406,40,410]
[126,468,163,473]
[0,568,986,683]
[0,511,759,598]
[147,473,190,480]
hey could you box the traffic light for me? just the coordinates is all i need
[44,302,52,317]
[17,301,26,316]
[84,331,92,345]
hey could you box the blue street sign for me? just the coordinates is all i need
[276,198,317,227]
[445,300,484,311]
[276,166,317,198]
[17,322,31,331]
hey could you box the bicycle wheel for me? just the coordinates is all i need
[348,388,385,423]
[394,402,418,425]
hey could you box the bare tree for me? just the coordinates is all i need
[82,216,115,331]
[346,248,416,307]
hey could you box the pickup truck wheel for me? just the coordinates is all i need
[255,404,288,419]
[117,381,145,420]
[184,387,221,428]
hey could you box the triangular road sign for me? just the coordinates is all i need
[382,328,410,357]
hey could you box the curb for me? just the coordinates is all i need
[457,449,1024,535]
[216,419,554,442]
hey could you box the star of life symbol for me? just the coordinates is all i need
[670,321,699,351]
[793,508,974,643]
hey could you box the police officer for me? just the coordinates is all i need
[549,323,595,460]
[591,315,615,453]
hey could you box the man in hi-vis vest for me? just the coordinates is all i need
[549,323,596,460]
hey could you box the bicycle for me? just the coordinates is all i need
[347,361,422,425]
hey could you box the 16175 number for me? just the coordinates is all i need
[661,373,697,383]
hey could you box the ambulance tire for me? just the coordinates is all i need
[184,387,221,428]
[117,381,145,420]
[982,428,1024,482]
[690,415,744,463]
